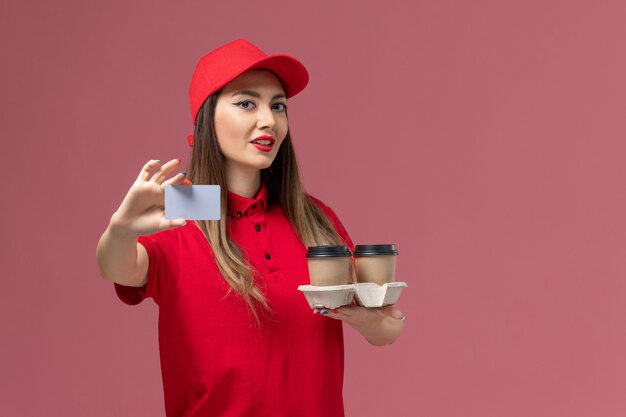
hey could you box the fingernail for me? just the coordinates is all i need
[181,171,188,176]
[155,160,161,163]
[400,314,405,321]
[176,158,181,162]
[321,310,328,315]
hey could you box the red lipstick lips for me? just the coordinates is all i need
[250,135,276,152]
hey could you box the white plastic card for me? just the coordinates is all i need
[164,185,221,220]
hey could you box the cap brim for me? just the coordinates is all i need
[245,54,309,98]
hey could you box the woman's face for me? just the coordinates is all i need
[214,69,289,174]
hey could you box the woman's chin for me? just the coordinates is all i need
[251,156,276,170]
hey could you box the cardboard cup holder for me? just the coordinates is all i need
[297,284,356,309]
[352,282,408,307]
[297,282,407,309]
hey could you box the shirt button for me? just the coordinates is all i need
[265,253,271,260]
[251,203,257,209]
[255,225,261,232]
[236,211,242,217]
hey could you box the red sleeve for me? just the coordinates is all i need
[308,195,355,252]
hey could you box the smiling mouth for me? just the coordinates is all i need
[251,136,276,146]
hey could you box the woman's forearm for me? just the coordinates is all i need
[346,313,404,346]
[96,218,147,287]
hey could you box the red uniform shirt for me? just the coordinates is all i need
[114,182,354,417]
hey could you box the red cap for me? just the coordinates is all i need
[188,38,309,126]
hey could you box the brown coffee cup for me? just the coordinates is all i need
[306,246,353,286]
[354,244,398,285]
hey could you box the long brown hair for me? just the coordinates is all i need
[187,88,345,322]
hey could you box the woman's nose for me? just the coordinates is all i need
[256,105,276,130]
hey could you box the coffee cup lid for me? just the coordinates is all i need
[354,244,398,256]
[306,246,352,258]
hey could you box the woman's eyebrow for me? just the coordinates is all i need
[232,90,286,100]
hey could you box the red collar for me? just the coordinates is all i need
[227,182,269,219]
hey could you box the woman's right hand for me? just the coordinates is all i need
[108,159,188,238]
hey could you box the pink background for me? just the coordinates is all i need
[2,0,626,416]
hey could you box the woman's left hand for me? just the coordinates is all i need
[313,305,405,346]
[314,305,404,322]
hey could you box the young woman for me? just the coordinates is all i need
[97,39,404,417]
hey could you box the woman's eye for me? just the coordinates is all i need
[273,103,287,112]
[234,101,255,109]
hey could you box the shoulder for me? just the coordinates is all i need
[307,194,335,219]
[306,193,354,249]
[307,194,328,209]
[137,222,196,251]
